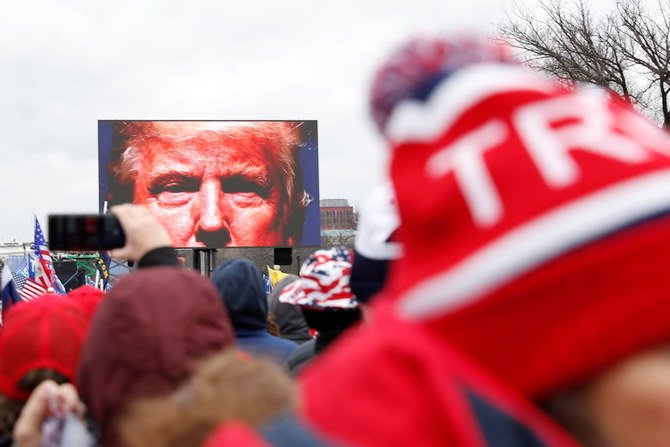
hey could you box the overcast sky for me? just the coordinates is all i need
[0,0,618,242]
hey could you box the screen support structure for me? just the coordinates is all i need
[193,248,216,277]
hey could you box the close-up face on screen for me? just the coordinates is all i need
[98,120,320,249]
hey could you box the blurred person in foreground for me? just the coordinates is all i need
[302,34,670,446]
[75,205,235,447]
[279,247,361,376]
[0,290,101,447]
[105,121,311,248]
[212,259,298,365]
[299,182,577,446]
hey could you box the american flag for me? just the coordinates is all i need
[17,278,48,301]
[11,272,27,290]
[33,216,65,294]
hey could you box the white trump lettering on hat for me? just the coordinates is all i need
[424,90,670,229]
[426,120,508,228]
[515,91,660,188]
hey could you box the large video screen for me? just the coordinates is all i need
[98,120,320,248]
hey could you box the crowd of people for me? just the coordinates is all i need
[3,33,670,446]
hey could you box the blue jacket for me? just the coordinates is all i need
[212,259,297,364]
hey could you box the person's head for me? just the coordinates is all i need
[279,247,360,334]
[370,33,670,446]
[77,267,235,447]
[0,295,95,436]
[119,348,296,447]
[211,259,269,331]
[540,347,670,447]
[107,121,310,248]
[267,274,312,344]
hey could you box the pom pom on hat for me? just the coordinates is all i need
[370,34,515,135]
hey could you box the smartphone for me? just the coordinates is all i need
[48,214,126,251]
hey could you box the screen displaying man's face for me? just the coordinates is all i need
[99,121,320,248]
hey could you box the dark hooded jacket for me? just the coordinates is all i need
[267,275,312,345]
[77,267,235,447]
[212,259,297,364]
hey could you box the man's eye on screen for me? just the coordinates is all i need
[150,179,199,205]
[221,176,270,201]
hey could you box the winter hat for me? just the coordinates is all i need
[279,248,357,310]
[0,295,91,401]
[78,267,235,447]
[350,182,402,303]
[370,34,515,134]
[373,34,670,399]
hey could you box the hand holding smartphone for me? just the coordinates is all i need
[48,205,172,261]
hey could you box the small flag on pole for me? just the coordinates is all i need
[1,265,24,324]
[267,265,288,288]
[33,216,66,294]
[17,278,48,301]
[263,274,271,295]
[96,251,111,289]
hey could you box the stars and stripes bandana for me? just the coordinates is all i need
[279,247,357,309]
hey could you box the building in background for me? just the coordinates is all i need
[320,199,357,248]
[320,199,357,230]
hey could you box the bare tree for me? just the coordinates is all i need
[320,230,357,250]
[499,0,670,126]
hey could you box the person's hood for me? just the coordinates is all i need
[212,259,268,331]
[351,182,402,304]
[77,268,235,447]
[267,275,311,343]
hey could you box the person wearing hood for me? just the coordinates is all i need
[74,205,236,447]
[212,259,297,365]
[300,30,670,447]
[77,267,235,447]
[295,35,586,447]
[267,274,312,345]
[349,182,402,304]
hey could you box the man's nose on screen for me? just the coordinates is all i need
[195,182,231,246]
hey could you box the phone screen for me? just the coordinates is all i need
[48,215,126,251]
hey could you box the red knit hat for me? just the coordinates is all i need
[0,295,91,401]
[373,34,670,399]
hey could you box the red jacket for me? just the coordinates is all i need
[299,315,578,447]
